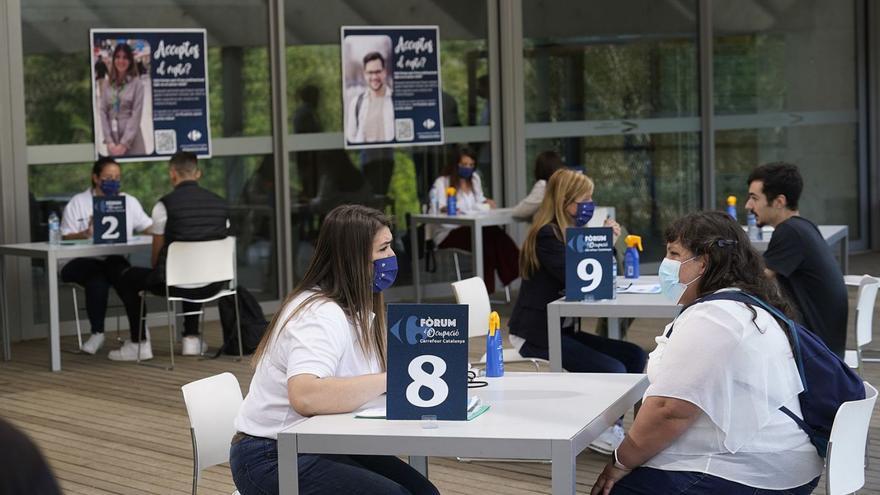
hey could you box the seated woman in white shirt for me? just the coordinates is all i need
[511,150,566,220]
[230,204,439,495]
[59,157,152,354]
[429,146,519,294]
[591,211,822,495]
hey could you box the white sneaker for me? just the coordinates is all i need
[181,336,208,356]
[108,339,153,361]
[588,424,626,455]
[80,333,105,355]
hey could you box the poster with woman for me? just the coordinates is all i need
[341,26,444,150]
[90,29,211,162]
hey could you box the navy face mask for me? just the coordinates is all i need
[457,166,475,179]
[100,179,121,196]
[372,255,398,293]
[574,201,595,227]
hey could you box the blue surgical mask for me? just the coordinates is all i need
[574,201,595,227]
[457,166,475,179]
[100,179,121,196]
[658,256,701,303]
[372,255,398,293]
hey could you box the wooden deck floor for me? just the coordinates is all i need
[2,299,879,494]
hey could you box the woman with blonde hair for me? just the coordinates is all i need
[230,205,439,495]
[99,42,145,156]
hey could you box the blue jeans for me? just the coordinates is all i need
[229,434,440,495]
[611,467,819,494]
[519,330,647,373]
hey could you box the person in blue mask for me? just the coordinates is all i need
[509,168,644,453]
[591,210,820,495]
[231,204,438,495]
[59,157,153,354]
[428,146,519,294]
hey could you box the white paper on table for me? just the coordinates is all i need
[617,284,661,294]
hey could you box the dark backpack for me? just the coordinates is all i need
[673,291,865,457]
[216,285,269,356]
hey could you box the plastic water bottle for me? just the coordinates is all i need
[429,189,438,215]
[48,212,61,245]
[624,235,642,279]
[747,212,762,241]
[726,196,737,221]
[485,311,504,377]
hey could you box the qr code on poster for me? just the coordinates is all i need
[154,130,177,154]
[395,118,414,142]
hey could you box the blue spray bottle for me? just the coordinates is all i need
[624,235,642,279]
[446,186,457,216]
[726,195,737,221]
[485,311,504,377]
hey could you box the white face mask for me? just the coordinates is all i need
[658,256,702,303]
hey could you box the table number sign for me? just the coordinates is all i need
[93,196,127,244]
[565,227,615,301]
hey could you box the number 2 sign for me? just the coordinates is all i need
[565,227,614,301]
[386,304,468,421]
[93,196,127,244]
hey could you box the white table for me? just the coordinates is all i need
[277,372,649,495]
[409,208,517,302]
[750,224,848,274]
[546,276,681,372]
[0,237,152,371]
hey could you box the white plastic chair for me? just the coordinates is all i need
[451,276,548,370]
[139,237,242,369]
[844,275,879,369]
[181,372,243,495]
[825,381,878,495]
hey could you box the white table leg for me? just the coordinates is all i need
[408,456,428,477]
[551,439,576,495]
[47,252,61,372]
[472,222,484,287]
[411,218,422,303]
[547,304,563,372]
[608,317,621,340]
[1,254,9,361]
[278,433,300,495]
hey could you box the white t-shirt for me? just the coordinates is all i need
[428,174,490,245]
[234,290,381,439]
[511,180,546,220]
[60,188,152,239]
[643,290,823,489]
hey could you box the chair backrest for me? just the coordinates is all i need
[451,276,492,339]
[855,276,880,348]
[181,372,243,478]
[826,381,878,495]
[166,237,236,287]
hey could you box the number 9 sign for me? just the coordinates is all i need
[565,227,614,301]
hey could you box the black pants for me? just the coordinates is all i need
[117,266,226,342]
[60,256,130,334]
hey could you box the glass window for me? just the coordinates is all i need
[21,0,271,145]
[523,0,700,261]
[713,0,860,238]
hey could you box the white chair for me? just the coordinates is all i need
[844,275,880,369]
[825,381,878,495]
[138,237,243,369]
[181,372,243,495]
[451,276,548,370]
[65,282,124,352]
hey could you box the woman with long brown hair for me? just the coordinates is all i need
[230,205,438,495]
[99,42,145,156]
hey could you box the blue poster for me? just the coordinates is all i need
[93,196,127,244]
[565,227,615,301]
[341,26,444,150]
[386,304,468,421]
[90,29,211,162]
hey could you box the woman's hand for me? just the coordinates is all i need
[590,462,631,495]
[484,198,497,209]
[604,218,621,242]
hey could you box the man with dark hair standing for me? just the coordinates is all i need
[346,51,395,144]
[745,162,848,358]
[110,151,230,361]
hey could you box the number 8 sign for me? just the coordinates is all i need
[386,304,468,420]
[565,227,614,301]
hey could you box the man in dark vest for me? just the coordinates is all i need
[109,151,230,361]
